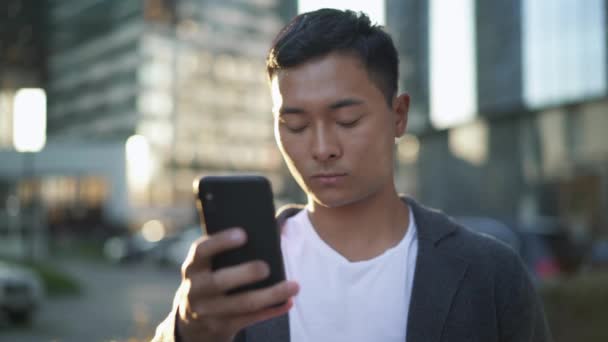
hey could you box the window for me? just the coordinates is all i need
[0,90,15,148]
[523,0,606,108]
[429,0,477,129]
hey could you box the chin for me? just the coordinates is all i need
[308,191,362,209]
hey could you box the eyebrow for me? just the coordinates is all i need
[328,98,364,110]
[278,98,365,115]
[278,106,305,115]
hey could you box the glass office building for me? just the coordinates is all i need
[45,0,297,226]
[388,0,608,238]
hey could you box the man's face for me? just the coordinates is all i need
[271,53,408,208]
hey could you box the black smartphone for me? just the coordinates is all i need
[196,175,286,295]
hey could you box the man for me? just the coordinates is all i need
[154,8,551,342]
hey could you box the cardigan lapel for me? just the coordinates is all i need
[404,198,469,342]
[245,313,289,342]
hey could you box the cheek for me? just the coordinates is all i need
[348,123,393,157]
[345,122,395,175]
[275,128,305,168]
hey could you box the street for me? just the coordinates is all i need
[0,259,181,342]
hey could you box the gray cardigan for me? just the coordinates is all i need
[153,197,551,342]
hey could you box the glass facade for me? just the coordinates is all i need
[45,0,297,208]
[523,0,607,108]
[47,1,143,140]
[392,0,607,132]
[139,0,291,205]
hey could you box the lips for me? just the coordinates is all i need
[310,172,347,186]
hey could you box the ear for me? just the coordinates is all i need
[392,93,410,138]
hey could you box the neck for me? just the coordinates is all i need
[306,186,410,262]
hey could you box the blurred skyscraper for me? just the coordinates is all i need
[388,0,608,238]
[41,0,297,230]
[0,0,298,246]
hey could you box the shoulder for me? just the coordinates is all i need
[411,200,537,312]
[449,218,522,269]
[406,198,550,339]
[458,220,525,279]
[408,198,525,276]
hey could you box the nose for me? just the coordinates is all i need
[311,124,341,162]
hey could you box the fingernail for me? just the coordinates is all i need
[229,229,245,242]
[287,282,300,294]
[259,262,270,277]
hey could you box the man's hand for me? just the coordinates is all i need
[175,228,299,342]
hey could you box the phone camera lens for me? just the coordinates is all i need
[204,192,216,213]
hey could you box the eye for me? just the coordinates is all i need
[279,117,308,133]
[337,117,361,128]
[285,124,307,133]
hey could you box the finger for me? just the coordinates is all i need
[194,281,299,316]
[189,260,270,297]
[198,228,247,260]
[181,237,208,279]
[179,301,293,342]
[182,228,247,277]
[227,298,295,332]
[212,260,270,293]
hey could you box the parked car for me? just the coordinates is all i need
[152,226,202,268]
[0,261,44,324]
[581,239,608,272]
[518,231,562,283]
[519,216,588,277]
[103,232,170,263]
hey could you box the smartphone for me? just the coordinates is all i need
[196,175,286,295]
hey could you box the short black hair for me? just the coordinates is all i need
[266,8,399,105]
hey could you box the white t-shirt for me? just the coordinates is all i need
[281,207,419,342]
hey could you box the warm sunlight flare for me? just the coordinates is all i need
[126,135,152,192]
[13,88,46,152]
[429,0,477,129]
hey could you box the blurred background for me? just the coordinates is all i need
[0,0,607,341]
